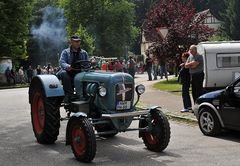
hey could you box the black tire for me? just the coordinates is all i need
[140,109,170,152]
[31,89,61,144]
[95,124,118,138]
[198,107,221,136]
[30,89,61,144]
[69,117,96,163]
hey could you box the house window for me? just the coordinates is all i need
[217,53,240,68]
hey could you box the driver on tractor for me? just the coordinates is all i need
[58,35,89,104]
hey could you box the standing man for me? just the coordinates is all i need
[59,35,89,104]
[145,52,153,81]
[152,54,158,80]
[128,55,136,78]
[27,65,33,83]
[185,45,204,102]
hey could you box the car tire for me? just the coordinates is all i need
[198,107,221,136]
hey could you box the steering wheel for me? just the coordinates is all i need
[71,60,92,71]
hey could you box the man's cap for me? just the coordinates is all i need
[70,35,81,41]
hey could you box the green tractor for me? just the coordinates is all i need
[28,60,170,163]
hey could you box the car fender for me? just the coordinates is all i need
[65,112,87,145]
[198,102,224,128]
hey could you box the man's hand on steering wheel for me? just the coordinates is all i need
[67,65,72,71]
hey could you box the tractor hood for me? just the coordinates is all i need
[75,71,133,85]
[74,71,135,111]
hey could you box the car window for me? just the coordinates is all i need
[235,81,240,87]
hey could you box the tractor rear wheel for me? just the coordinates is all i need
[31,90,61,144]
[69,117,96,162]
[140,109,170,152]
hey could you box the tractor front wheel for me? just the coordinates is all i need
[140,109,170,152]
[69,117,96,163]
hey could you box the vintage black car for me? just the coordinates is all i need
[194,77,240,136]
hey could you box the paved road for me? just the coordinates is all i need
[1,85,240,165]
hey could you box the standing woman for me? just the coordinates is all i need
[179,52,192,113]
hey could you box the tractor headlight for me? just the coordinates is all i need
[98,86,107,97]
[136,84,145,95]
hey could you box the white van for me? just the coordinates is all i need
[197,41,240,90]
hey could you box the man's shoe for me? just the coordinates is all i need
[180,109,189,113]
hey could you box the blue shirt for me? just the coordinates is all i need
[59,47,89,72]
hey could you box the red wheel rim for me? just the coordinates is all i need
[72,125,87,156]
[32,92,45,135]
[145,117,159,144]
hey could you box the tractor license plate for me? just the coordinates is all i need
[116,101,131,110]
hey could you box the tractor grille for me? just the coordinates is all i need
[115,83,133,101]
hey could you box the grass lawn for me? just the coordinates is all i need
[153,77,191,95]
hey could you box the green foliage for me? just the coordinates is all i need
[75,25,95,55]
[61,0,138,57]
[153,77,182,95]
[208,34,230,41]
[221,0,240,40]
[130,0,158,55]
[101,0,139,57]
[0,0,34,59]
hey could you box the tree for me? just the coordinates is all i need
[221,0,240,40]
[75,25,95,55]
[143,0,216,60]
[207,0,225,21]
[61,0,138,57]
[0,0,34,59]
[100,0,139,57]
[130,0,158,55]
[27,1,67,66]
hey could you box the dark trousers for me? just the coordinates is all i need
[191,72,204,102]
[146,67,152,80]
[61,71,75,96]
[128,69,135,78]
[182,82,192,109]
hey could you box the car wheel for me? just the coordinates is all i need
[198,107,221,136]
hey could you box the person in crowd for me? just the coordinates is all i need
[159,59,168,81]
[122,59,128,73]
[18,66,25,84]
[27,65,33,83]
[185,45,204,103]
[5,67,15,85]
[115,60,123,72]
[58,35,89,104]
[128,55,136,78]
[179,52,192,113]
[47,63,54,74]
[145,52,153,81]
[152,54,158,80]
[36,65,42,75]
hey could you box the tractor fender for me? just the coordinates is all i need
[29,75,64,103]
[65,112,88,145]
[149,106,160,111]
